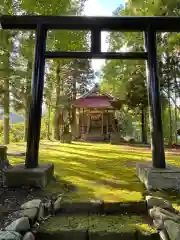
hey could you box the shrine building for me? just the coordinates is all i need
[73,84,120,142]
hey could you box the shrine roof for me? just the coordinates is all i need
[74,97,114,109]
[78,84,114,100]
[73,84,120,109]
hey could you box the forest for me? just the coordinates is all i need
[0,0,180,146]
[101,0,180,145]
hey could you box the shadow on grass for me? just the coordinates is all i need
[7,141,180,203]
[40,148,145,202]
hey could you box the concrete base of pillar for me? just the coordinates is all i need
[3,163,54,188]
[136,163,180,191]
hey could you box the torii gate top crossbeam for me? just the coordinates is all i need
[1,15,180,31]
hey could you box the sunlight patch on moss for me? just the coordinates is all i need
[7,141,180,203]
[136,223,156,233]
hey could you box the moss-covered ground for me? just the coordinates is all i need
[40,215,155,233]
[7,141,180,206]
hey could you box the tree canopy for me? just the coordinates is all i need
[101,0,180,144]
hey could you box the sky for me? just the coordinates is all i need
[84,0,125,72]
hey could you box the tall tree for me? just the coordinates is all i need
[102,0,180,144]
[0,1,15,144]
[11,31,35,141]
[17,0,89,140]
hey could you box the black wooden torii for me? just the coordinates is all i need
[1,16,180,169]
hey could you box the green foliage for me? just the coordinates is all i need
[101,0,180,144]
[0,121,23,143]
[0,117,50,144]
[0,0,92,142]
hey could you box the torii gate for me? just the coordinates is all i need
[1,16,180,188]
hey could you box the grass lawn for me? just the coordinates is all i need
[7,141,180,204]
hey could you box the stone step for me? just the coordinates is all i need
[36,230,160,240]
[54,200,147,215]
[83,137,107,142]
[36,215,159,240]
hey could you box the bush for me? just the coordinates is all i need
[0,121,24,143]
[10,123,24,142]
[0,116,51,143]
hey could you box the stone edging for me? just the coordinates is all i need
[0,196,60,240]
[35,229,160,240]
[146,195,180,240]
[0,197,147,239]
[55,200,147,215]
[2,196,171,239]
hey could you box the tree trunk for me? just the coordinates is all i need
[167,74,172,146]
[24,106,29,142]
[24,57,32,141]
[141,107,147,144]
[71,78,77,138]
[24,89,31,141]
[47,104,51,140]
[53,62,61,140]
[3,78,10,145]
[174,63,178,144]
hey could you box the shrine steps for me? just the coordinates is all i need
[81,135,109,142]
[35,201,160,240]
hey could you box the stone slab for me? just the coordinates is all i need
[137,232,160,240]
[35,230,87,240]
[89,231,136,240]
[103,201,147,214]
[136,163,180,190]
[3,164,54,188]
[60,201,103,214]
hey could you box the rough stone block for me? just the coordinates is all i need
[164,220,180,240]
[21,199,44,221]
[37,204,45,221]
[136,163,180,190]
[22,232,35,240]
[149,207,180,223]
[159,230,169,240]
[0,231,22,240]
[3,163,54,188]
[21,199,42,209]
[18,208,38,224]
[43,200,53,216]
[5,217,30,232]
[153,219,164,230]
[53,196,63,213]
[146,196,173,211]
